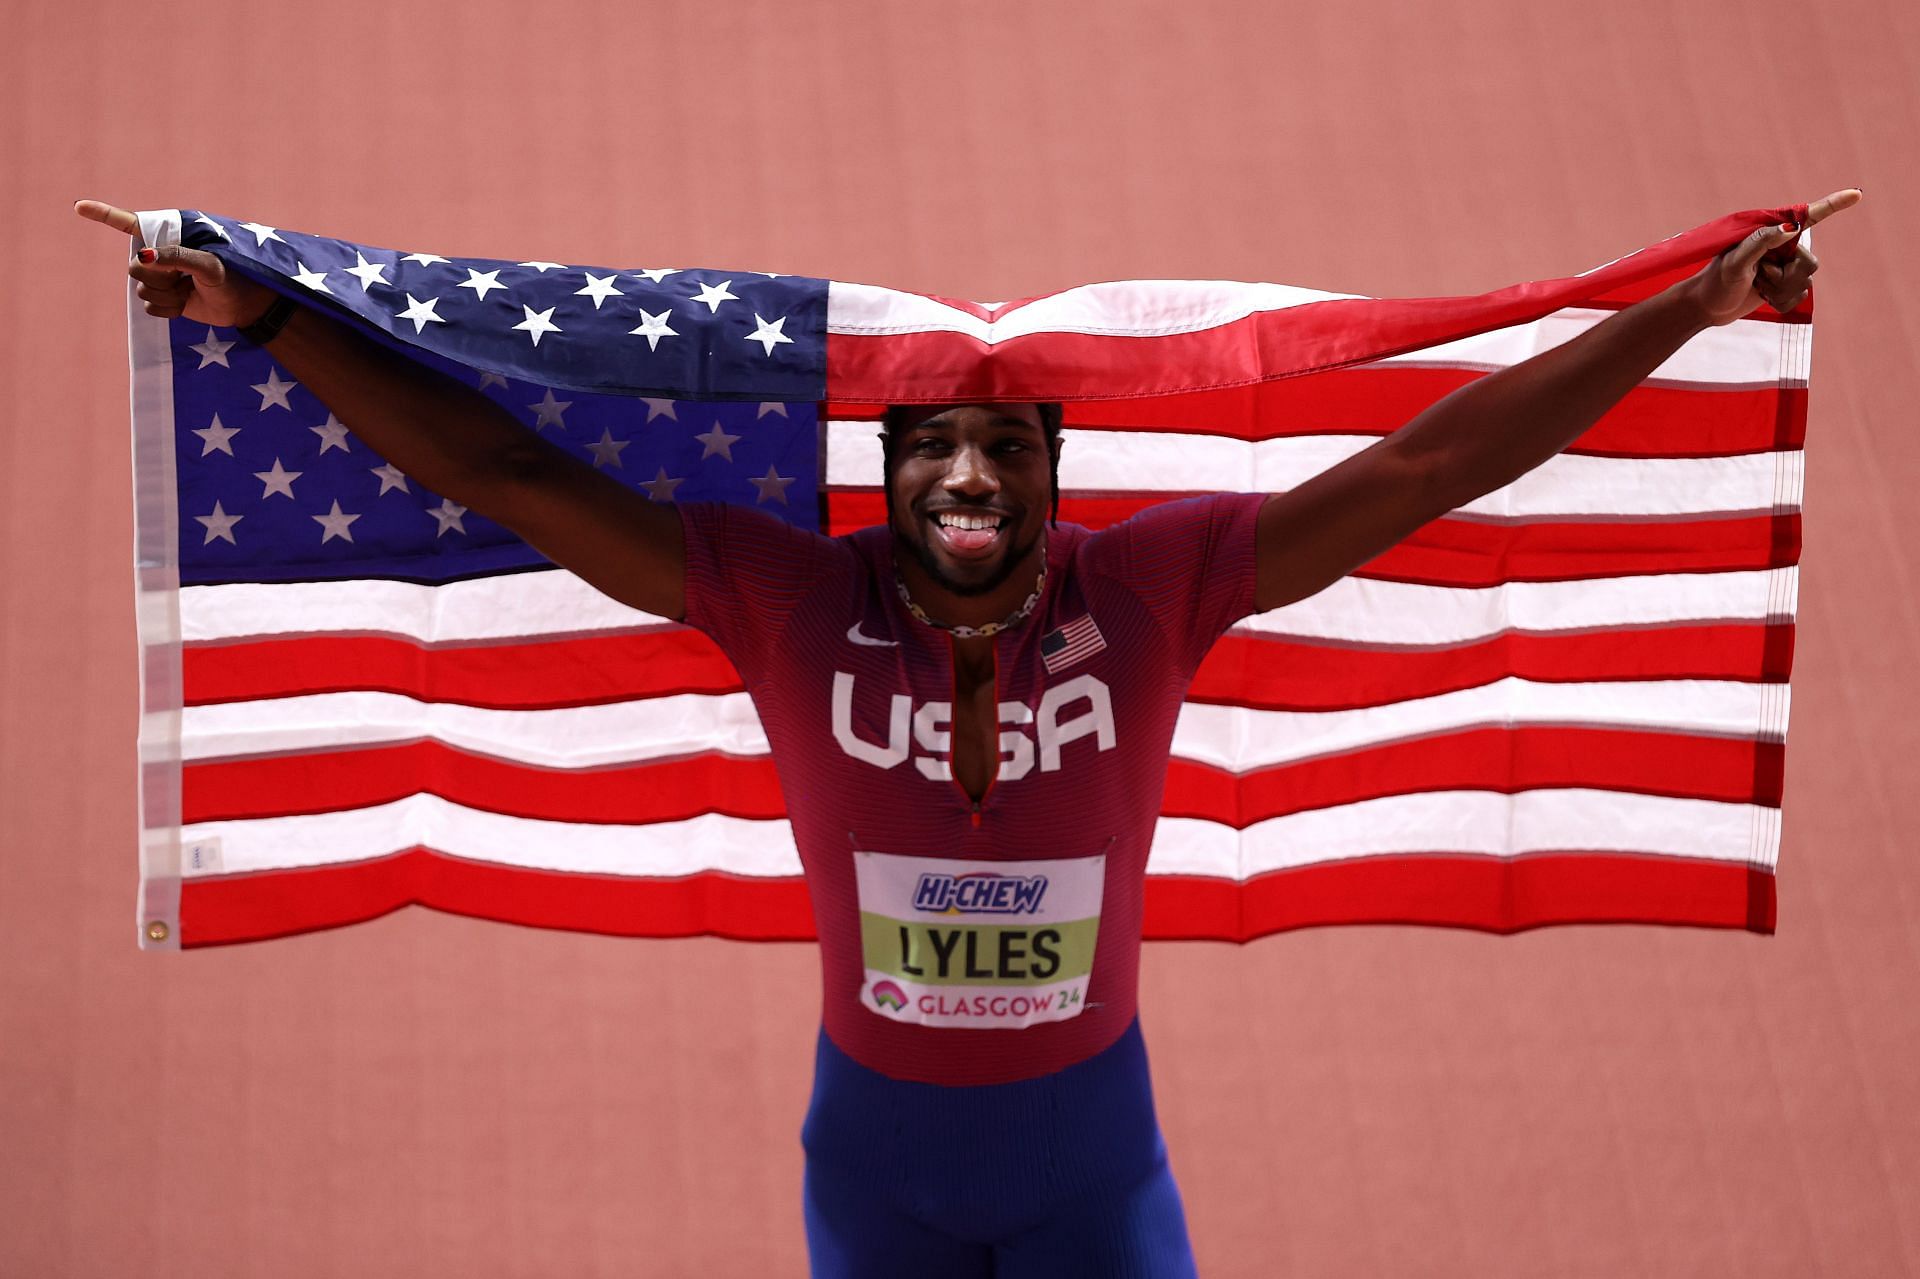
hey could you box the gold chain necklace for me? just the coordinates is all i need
[894,557,1047,639]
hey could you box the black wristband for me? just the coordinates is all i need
[238,294,299,345]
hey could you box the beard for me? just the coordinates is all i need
[886,480,1042,598]
[901,511,1043,597]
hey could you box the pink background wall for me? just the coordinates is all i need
[4,0,1915,1273]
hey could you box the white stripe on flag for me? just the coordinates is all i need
[181,788,1779,880]
[827,278,1355,344]
[1236,566,1797,645]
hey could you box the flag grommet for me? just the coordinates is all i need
[145,921,170,943]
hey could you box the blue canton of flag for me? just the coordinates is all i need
[169,211,830,586]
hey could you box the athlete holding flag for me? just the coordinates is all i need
[80,191,1856,1277]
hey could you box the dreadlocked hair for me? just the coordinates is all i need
[877,403,1066,527]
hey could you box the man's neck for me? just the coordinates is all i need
[893,543,1046,631]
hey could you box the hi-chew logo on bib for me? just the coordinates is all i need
[912,870,1048,915]
[855,851,1105,1029]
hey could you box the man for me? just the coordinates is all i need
[80,191,1855,1277]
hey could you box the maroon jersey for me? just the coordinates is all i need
[678,492,1265,1085]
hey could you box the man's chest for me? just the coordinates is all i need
[768,594,1181,820]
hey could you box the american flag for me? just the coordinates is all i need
[1041,615,1108,675]
[129,205,1808,949]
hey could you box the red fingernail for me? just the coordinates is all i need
[1780,223,1796,233]
[137,247,156,263]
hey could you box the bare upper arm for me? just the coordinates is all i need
[482,443,687,620]
[1253,434,1453,612]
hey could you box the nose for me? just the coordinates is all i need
[941,441,999,500]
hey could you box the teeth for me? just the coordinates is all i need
[937,513,999,531]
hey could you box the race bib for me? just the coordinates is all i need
[853,851,1105,1029]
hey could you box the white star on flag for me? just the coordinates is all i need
[640,467,685,501]
[253,458,302,499]
[745,314,794,356]
[629,307,678,351]
[693,421,741,461]
[291,261,333,294]
[344,252,391,292]
[238,221,283,247]
[528,388,572,430]
[252,369,297,411]
[459,269,508,301]
[757,402,788,418]
[518,261,567,273]
[631,268,678,284]
[192,214,231,241]
[194,500,243,545]
[690,280,738,313]
[371,463,410,495]
[575,272,623,309]
[192,413,240,456]
[513,305,562,346]
[476,370,509,391]
[585,428,631,469]
[395,294,447,333]
[190,328,235,369]
[428,499,468,537]
[749,464,795,505]
[402,252,450,266]
[313,500,362,544]
[641,398,678,422]
[311,413,351,454]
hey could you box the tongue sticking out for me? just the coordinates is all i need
[942,522,998,552]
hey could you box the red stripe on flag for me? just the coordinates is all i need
[175,849,1773,947]
[181,726,1779,827]
[183,629,742,709]
[829,493,1802,578]
[831,382,1805,455]
[1193,624,1796,712]
[1140,853,1775,940]
[178,621,1793,717]
[1162,726,1786,824]
[1077,381,1804,456]
[178,850,818,947]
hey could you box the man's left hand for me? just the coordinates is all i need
[1684,188,1861,327]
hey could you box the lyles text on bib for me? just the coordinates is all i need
[853,851,1106,1029]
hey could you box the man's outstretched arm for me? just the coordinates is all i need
[79,198,687,621]
[1249,190,1859,614]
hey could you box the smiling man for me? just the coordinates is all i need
[887,402,1059,598]
[82,189,1856,1278]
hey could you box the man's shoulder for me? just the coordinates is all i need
[1072,493,1262,568]
[682,500,858,562]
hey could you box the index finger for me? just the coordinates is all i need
[1804,188,1863,226]
[73,199,143,241]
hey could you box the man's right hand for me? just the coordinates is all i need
[75,199,277,329]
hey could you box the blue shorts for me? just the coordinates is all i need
[799,1018,1198,1278]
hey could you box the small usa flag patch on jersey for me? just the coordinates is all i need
[1040,614,1106,674]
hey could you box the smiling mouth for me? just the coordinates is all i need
[928,509,1011,558]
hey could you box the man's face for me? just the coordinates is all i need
[888,403,1054,598]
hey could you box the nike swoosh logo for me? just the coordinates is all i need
[847,622,899,648]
